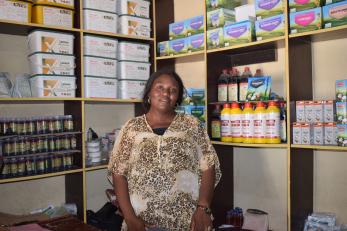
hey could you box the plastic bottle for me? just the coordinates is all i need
[279,102,287,143]
[242,102,255,143]
[230,102,243,143]
[211,104,222,141]
[221,103,232,142]
[253,101,267,144]
[227,68,238,102]
[218,69,229,102]
[254,68,263,77]
[265,101,281,143]
[239,67,252,101]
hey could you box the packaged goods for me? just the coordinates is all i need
[289,0,322,12]
[84,56,117,78]
[186,15,204,36]
[292,122,302,144]
[185,105,206,124]
[235,4,256,22]
[230,102,243,143]
[255,14,285,40]
[313,122,324,145]
[312,100,323,122]
[0,0,32,23]
[158,41,170,57]
[182,88,205,106]
[84,76,117,98]
[301,122,312,144]
[255,0,285,19]
[246,76,272,101]
[33,0,74,9]
[28,53,75,76]
[305,100,315,123]
[336,102,347,124]
[188,33,205,52]
[205,0,242,12]
[118,15,151,38]
[83,9,118,33]
[207,8,236,29]
[117,0,150,18]
[32,5,74,28]
[169,38,188,55]
[84,35,118,59]
[323,100,335,122]
[336,79,347,102]
[239,67,252,101]
[169,20,187,40]
[221,103,232,142]
[254,101,267,143]
[279,102,287,142]
[337,124,347,146]
[118,61,151,80]
[118,41,150,62]
[242,102,255,143]
[30,74,76,97]
[290,7,322,34]
[324,122,337,145]
[323,1,347,28]
[211,104,222,141]
[118,79,146,99]
[325,0,345,5]
[218,69,229,102]
[265,101,281,143]
[296,101,306,122]
[28,30,74,55]
[207,27,224,49]
[227,68,238,102]
[223,20,255,46]
[83,0,117,13]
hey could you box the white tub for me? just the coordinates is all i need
[30,75,76,97]
[118,79,146,99]
[83,0,117,13]
[118,61,150,80]
[117,41,149,62]
[28,53,75,75]
[83,9,118,34]
[84,56,117,78]
[117,0,150,18]
[84,35,118,59]
[28,30,74,55]
[84,76,118,98]
[118,15,151,38]
[32,5,74,28]
[0,0,31,23]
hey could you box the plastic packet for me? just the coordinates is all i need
[308,212,336,227]
[12,73,32,98]
[0,72,12,97]
[304,220,334,231]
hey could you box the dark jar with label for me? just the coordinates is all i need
[36,156,45,174]
[63,115,74,132]
[210,104,222,141]
[1,158,11,178]
[17,157,26,176]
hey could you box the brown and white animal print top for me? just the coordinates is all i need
[108,113,221,231]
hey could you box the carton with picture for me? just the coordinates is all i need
[206,0,242,12]
[255,14,285,41]
[337,124,347,146]
[289,0,323,13]
[290,7,322,34]
[186,15,204,36]
[188,33,205,52]
[246,76,272,101]
[169,38,188,55]
[335,79,347,101]
[323,0,347,28]
[255,0,285,19]
[169,20,187,40]
[223,20,255,46]
[207,27,224,49]
[207,8,235,29]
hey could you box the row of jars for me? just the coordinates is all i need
[0,115,74,136]
[2,135,77,156]
[0,153,74,179]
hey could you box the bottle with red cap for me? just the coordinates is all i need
[230,102,243,143]
[254,101,267,143]
[218,69,229,102]
[265,101,281,144]
[242,102,254,143]
[221,103,232,142]
[211,104,222,141]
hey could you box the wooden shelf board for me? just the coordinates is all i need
[85,164,108,172]
[0,168,83,184]
[206,36,285,54]
[0,98,82,102]
[156,50,205,60]
[211,141,289,148]
[291,144,347,151]
[82,30,154,41]
[289,25,347,38]
[83,98,142,103]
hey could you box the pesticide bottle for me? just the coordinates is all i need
[265,101,281,144]
[218,69,229,102]
[221,103,232,142]
[253,101,267,143]
[230,102,243,143]
[242,102,255,143]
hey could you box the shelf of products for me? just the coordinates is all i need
[156,50,205,60]
[212,141,289,148]
[291,144,347,151]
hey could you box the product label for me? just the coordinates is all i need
[43,7,73,28]
[0,1,29,22]
[211,120,221,138]
[231,114,242,138]
[259,16,282,31]
[239,83,248,101]
[228,83,238,102]
[292,123,302,144]
[218,84,228,102]
[221,114,231,138]
[41,57,73,75]
[294,0,310,4]
[266,112,280,138]
[242,113,254,138]
[127,0,149,17]
[41,36,72,54]
[295,11,316,26]
[226,25,247,38]
[86,57,117,78]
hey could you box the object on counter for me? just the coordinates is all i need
[290,7,322,34]
[242,209,269,231]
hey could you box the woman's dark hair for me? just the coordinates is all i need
[142,69,185,113]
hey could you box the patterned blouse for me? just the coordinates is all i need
[108,113,221,230]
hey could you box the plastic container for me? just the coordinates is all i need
[83,0,117,13]
[84,56,117,78]
[118,61,151,80]
[230,102,243,143]
[265,101,281,143]
[118,15,151,38]
[211,104,222,141]
[33,0,74,9]
[84,35,118,59]
[28,53,75,75]
[227,68,239,102]
[84,76,118,99]
[83,9,118,34]
[221,103,232,142]
[218,69,229,102]
[118,41,150,62]
[30,74,76,97]
[253,101,267,143]
[0,0,32,23]
[28,30,74,55]
[32,5,74,28]
[118,79,146,99]
[242,102,255,143]
[117,0,150,18]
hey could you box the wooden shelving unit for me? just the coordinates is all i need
[212,141,289,149]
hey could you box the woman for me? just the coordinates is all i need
[108,70,221,231]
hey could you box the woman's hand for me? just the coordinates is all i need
[190,208,213,231]
[125,216,146,231]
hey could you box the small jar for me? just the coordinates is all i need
[10,158,18,177]
[25,138,31,154]
[63,115,74,132]
[42,137,49,152]
[48,136,55,152]
[70,135,77,150]
[36,155,45,174]
[25,157,35,175]
[62,135,71,150]
[3,139,12,156]
[36,117,43,134]
[0,118,4,136]
[17,157,26,176]
[55,137,62,151]
[1,158,11,178]
[37,137,44,153]
[41,117,48,134]
[27,118,36,135]
[54,116,63,133]
[2,118,10,135]
[53,154,63,171]
[12,138,18,156]
[64,153,73,169]
[46,154,53,173]
[16,119,23,135]
[30,138,38,154]
[9,119,17,135]
[48,116,55,133]
[17,138,26,155]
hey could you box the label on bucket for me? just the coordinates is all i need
[43,7,73,27]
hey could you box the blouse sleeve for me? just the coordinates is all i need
[107,120,134,178]
[193,119,222,187]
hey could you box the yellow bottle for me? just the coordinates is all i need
[230,102,243,143]
[265,101,281,144]
[242,102,254,143]
[221,103,232,142]
[253,101,267,144]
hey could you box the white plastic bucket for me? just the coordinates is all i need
[118,79,146,99]
[84,76,118,98]
[117,41,150,62]
[83,9,118,34]
[84,35,118,59]
[0,0,31,23]
[118,15,151,38]
[83,0,117,13]
[30,75,76,97]
[117,0,150,18]
[28,53,75,75]
[118,61,150,80]
[84,56,117,78]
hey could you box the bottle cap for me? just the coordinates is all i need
[231,102,240,109]
[256,101,265,107]
[244,102,253,108]
[223,103,230,109]
[268,101,278,107]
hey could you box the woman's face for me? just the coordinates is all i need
[148,74,179,113]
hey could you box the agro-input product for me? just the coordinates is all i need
[221,103,232,142]
[84,76,118,99]
[0,0,32,23]
[207,27,224,49]
[32,5,74,28]
[207,8,236,29]
[290,7,322,34]
[84,35,118,59]
[117,0,150,18]
[255,14,285,40]
[223,20,255,46]
[83,9,118,33]
[30,74,76,97]
[255,0,285,19]
[118,15,151,38]
[323,1,347,28]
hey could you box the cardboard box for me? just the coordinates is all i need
[169,38,188,55]
[207,8,236,29]
[292,122,302,144]
[158,41,170,57]
[235,4,256,22]
[205,0,242,12]
[186,15,204,36]
[290,7,322,34]
[325,0,345,5]
[337,124,347,146]
[296,101,306,122]
[223,20,255,46]
[324,122,337,145]
[323,1,347,28]
[255,0,285,19]
[335,79,347,102]
[255,14,285,41]
[313,122,324,145]
[289,0,323,12]
[188,33,205,52]
[246,76,272,101]
[323,100,336,122]
[305,101,315,123]
[169,20,187,40]
[183,88,206,106]
[301,123,312,144]
[313,100,323,122]
[336,102,347,124]
[207,27,224,49]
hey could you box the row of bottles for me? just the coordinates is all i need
[211,101,287,144]
[218,66,262,102]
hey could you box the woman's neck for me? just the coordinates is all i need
[146,109,176,128]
